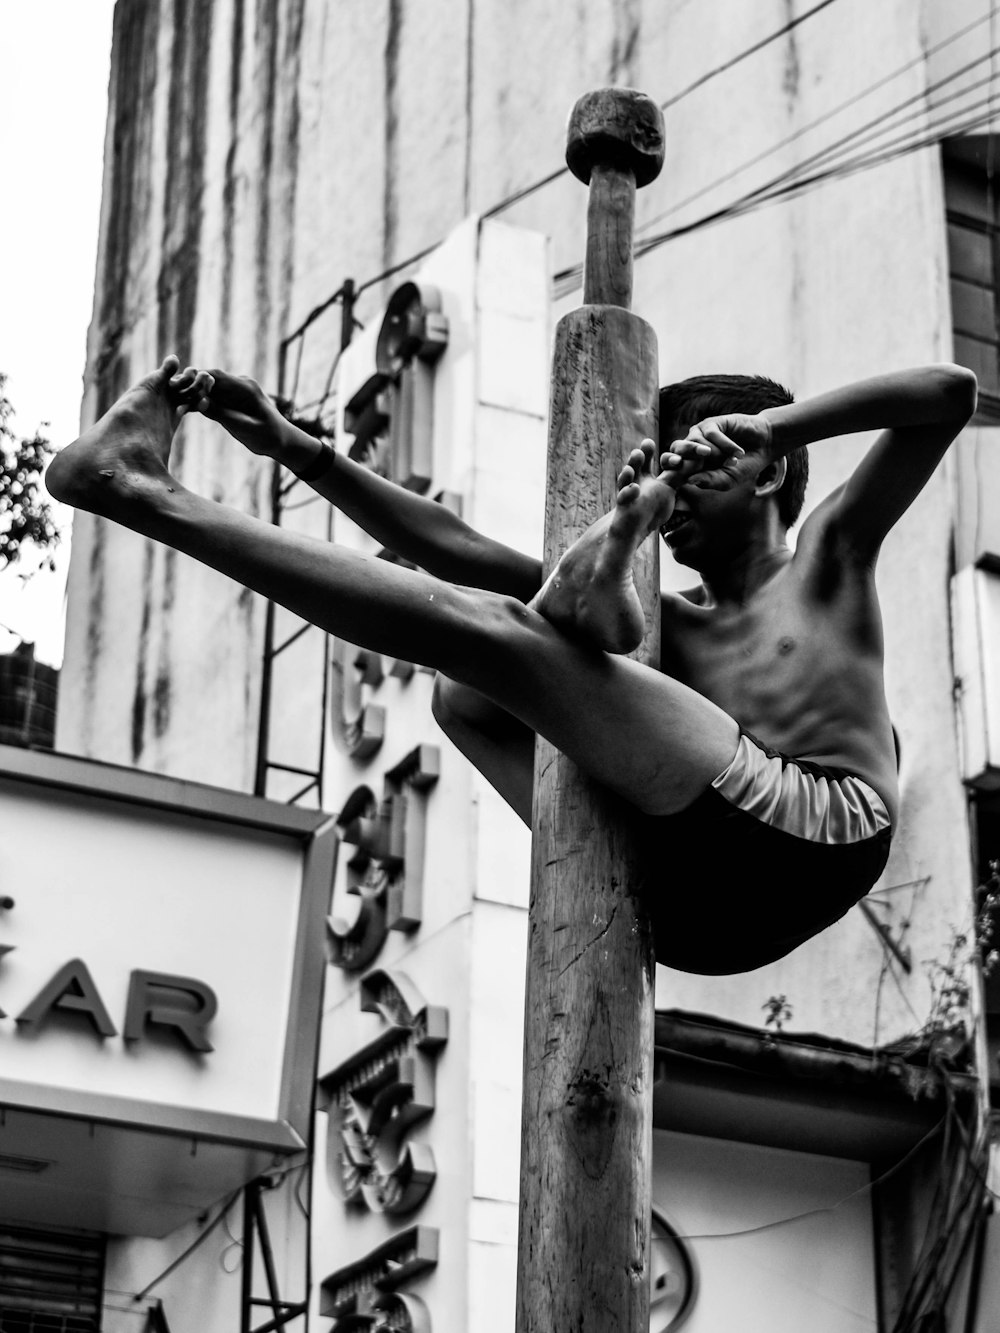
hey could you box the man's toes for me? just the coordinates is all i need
[190,370,214,399]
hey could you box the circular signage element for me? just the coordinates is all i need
[649,1205,697,1331]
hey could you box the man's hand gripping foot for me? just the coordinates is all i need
[531,433,744,654]
[45,355,213,518]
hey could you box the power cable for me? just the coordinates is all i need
[636,9,998,238]
[284,7,997,417]
[481,0,844,221]
[684,47,1000,231]
[639,82,1000,240]
[550,84,1000,300]
[665,1111,947,1242]
[133,1190,242,1301]
[657,0,842,115]
[281,0,848,354]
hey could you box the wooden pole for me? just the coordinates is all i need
[515,89,665,1332]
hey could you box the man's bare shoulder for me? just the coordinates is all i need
[661,585,707,613]
[788,489,882,590]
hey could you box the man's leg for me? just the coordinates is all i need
[47,359,738,816]
[431,678,535,823]
[432,438,693,824]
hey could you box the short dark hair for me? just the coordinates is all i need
[659,373,807,528]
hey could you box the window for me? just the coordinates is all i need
[970,791,1000,1104]
[944,137,1000,418]
[0,1225,104,1333]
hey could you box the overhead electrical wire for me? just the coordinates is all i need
[635,7,998,238]
[284,6,999,423]
[280,0,848,354]
[551,77,1000,300]
[481,0,844,221]
[672,46,1000,230]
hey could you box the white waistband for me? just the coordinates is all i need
[711,733,891,844]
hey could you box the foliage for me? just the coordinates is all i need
[0,373,61,574]
[922,860,1000,1043]
[761,993,793,1038]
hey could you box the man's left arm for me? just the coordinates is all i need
[761,364,978,561]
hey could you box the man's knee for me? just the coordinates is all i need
[431,674,513,740]
[431,674,460,733]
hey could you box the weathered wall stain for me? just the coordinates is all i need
[148,0,213,761]
[152,544,177,742]
[782,0,802,102]
[252,0,280,376]
[220,0,246,355]
[383,0,403,270]
[609,0,641,85]
[96,0,159,407]
[86,0,161,743]
[277,0,306,364]
[463,0,475,215]
[130,543,155,763]
[156,0,213,406]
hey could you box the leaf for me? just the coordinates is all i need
[0,376,61,572]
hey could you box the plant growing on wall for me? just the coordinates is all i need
[919,860,999,1061]
[761,993,793,1041]
[0,373,60,574]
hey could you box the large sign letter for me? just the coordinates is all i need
[123,970,217,1052]
[320,1225,437,1332]
[327,747,440,971]
[16,958,117,1039]
[320,970,447,1215]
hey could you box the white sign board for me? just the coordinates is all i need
[0,745,333,1235]
[952,564,1000,788]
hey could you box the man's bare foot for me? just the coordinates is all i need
[45,356,212,518]
[531,440,677,653]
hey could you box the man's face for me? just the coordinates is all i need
[659,415,765,567]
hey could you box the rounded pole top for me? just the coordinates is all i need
[566,88,665,188]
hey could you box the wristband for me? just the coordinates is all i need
[292,440,336,483]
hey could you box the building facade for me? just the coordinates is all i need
[4,1,1000,1329]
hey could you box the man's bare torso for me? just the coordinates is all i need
[660,502,900,822]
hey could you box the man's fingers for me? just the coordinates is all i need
[701,425,744,457]
[205,369,265,410]
[170,367,216,410]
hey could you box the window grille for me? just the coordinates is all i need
[944,139,1000,415]
[0,1225,104,1333]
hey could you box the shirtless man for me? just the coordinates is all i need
[45,356,977,973]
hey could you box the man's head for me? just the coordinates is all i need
[660,373,806,529]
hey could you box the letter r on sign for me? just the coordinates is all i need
[124,970,218,1052]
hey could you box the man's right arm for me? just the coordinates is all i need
[192,368,543,600]
[294,432,543,597]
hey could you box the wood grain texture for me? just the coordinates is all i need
[516,304,660,1333]
[583,165,635,308]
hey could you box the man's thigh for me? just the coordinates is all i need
[432,677,535,825]
[443,604,741,819]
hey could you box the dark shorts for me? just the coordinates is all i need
[639,730,893,975]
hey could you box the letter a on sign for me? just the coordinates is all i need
[16,958,118,1038]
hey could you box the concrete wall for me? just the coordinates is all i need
[651,1131,877,1332]
[50,1,1000,1327]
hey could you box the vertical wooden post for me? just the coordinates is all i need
[515,89,665,1332]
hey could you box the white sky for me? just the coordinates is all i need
[0,1,117,665]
